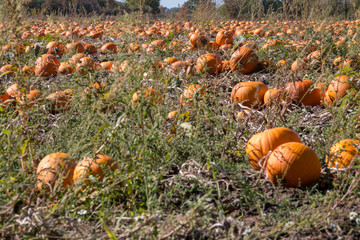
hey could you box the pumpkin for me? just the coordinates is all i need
[46,41,66,56]
[231,82,268,108]
[216,30,233,46]
[180,84,205,106]
[35,54,60,77]
[36,152,76,191]
[45,89,73,114]
[100,61,113,71]
[284,79,313,104]
[163,57,179,65]
[73,154,118,185]
[0,64,16,76]
[84,43,97,54]
[263,89,283,106]
[131,88,162,107]
[327,139,359,168]
[150,40,166,49]
[58,62,75,74]
[66,42,85,53]
[291,58,308,72]
[220,60,231,73]
[230,47,258,74]
[0,92,11,108]
[301,82,327,106]
[266,142,321,187]
[324,75,353,106]
[196,53,222,74]
[76,57,96,74]
[100,42,117,54]
[246,127,302,170]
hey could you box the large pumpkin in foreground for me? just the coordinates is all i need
[327,139,359,169]
[73,154,119,185]
[266,142,321,187]
[246,127,302,170]
[231,82,268,108]
[36,152,75,191]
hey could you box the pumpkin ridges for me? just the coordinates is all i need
[266,142,321,187]
[230,47,258,74]
[246,127,302,170]
[231,82,268,108]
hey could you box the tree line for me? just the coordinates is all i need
[14,0,360,19]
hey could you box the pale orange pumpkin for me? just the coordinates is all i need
[45,89,73,114]
[131,88,162,106]
[266,142,321,187]
[216,30,233,46]
[324,75,353,106]
[46,41,66,56]
[180,84,205,106]
[36,152,76,191]
[231,82,268,108]
[246,127,302,170]
[73,154,119,185]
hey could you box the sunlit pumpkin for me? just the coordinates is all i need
[73,154,119,185]
[327,139,359,168]
[46,41,66,56]
[324,75,353,106]
[131,88,162,106]
[196,53,222,74]
[100,42,117,54]
[266,142,321,187]
[231,81,268,108]
[246,127,302,170]
[180,84,205,106]
[230,47,258,74]
[36,152,76,191]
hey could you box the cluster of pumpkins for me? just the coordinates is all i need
[246,127,359,187]
[36,152,119,191]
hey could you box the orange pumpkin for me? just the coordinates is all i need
[266,142,321,187]
[73,154,118,185]
[285,79,313,104]
[327,139,359,168]
[100,42,117,54]
[131,88,162,106]
[36,152,76,191]
[66,42,85,53]
[45,89,73,114]
[230,47,258,74]
[230,82,268,108]
[324,75,353,106]
[216,30,233,46]
[35,54,60,77]
[263,89,283,107]
[84,43,97,54]
[76,57,96,74]
[46,41,66,56]
[196,53,222,74]
[180,84,205,106]
[301,82,327,106]
[58,62,75,74]
[246,127,302,170]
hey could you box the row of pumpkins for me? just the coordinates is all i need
[35,127,359,191]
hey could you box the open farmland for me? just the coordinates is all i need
[0,13,360,239]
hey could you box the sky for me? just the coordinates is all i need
[160,0,187,9]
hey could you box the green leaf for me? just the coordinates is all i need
[100,218,118,240]
[2,129,10,135]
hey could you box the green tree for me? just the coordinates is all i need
[126,0,160,14]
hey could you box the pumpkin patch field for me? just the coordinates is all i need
[1,15,360,239]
